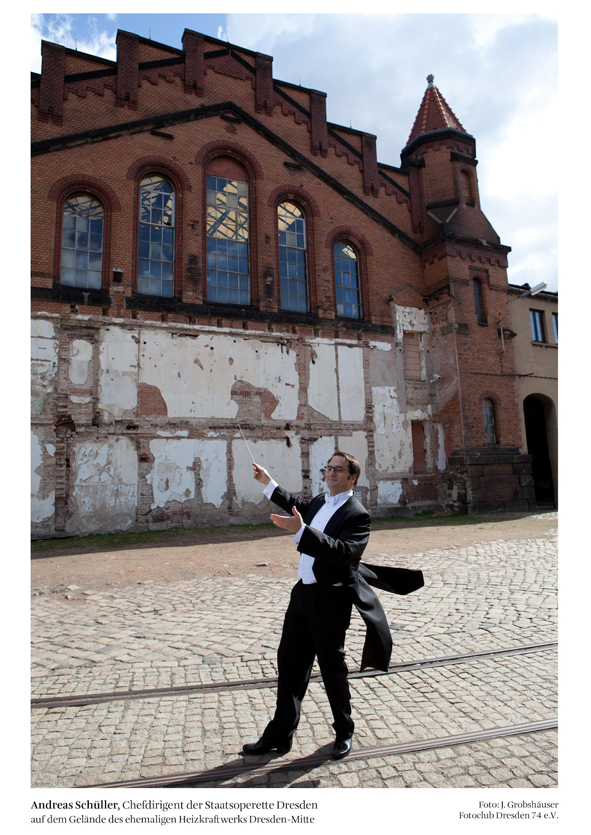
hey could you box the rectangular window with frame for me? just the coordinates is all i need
[552,312,558,344]
[530,309,546,343]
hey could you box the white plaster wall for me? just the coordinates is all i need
[369,341,392,352]
[394,305,429,342]
[377,480,403,506]
[308,433,369,495]
[69,339,93,385]
[232,436,302,505]
[373,386,413,472]
[139,330,298,420]
[337,346,365,421]
[31,318,59,416]
[147,439,227,509]
[98,327,139,418]
[31,430,55,523]
[308,340,338,419]
[67,438,138,534]
[309,435,337,496]
[337,431,369,488]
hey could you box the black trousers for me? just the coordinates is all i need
[264,580,354,741]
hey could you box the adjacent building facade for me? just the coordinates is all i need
[31,28,538,538]
[507,284,558,508]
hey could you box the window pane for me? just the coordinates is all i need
[333,241,360,319]
[137,177,176,297]
[61,194,104,289]
[206,174,250,304]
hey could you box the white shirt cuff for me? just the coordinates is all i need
[263,478,278,499]
[291,524,306,545]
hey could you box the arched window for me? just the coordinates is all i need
[206,159,249,305]
[60,194,104,289]
[483,398,497,444]
[473,278,486,324]
[334,241,361,319]
[278,202,307,312]
[138,176,175,297]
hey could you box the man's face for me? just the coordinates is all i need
[325,456,356,496]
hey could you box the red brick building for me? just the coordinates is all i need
[31,28,535,538]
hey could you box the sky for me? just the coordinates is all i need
[30,11,558,293]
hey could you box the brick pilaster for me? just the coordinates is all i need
[361,133,380,196]
[255,53,274,115]
[39,41,65,125]
[182,29,205,96]
[116,31,139,109]
[310,90,328,157]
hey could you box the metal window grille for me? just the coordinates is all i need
[60,195,104,290]
[278,202,307,312]
[206,176,250,305]
[138,176,175,298]
[334,242,360,319]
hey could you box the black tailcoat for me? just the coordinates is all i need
[270,485,424,672]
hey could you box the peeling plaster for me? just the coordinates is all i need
[308,433,368,495]
[337,346,365,421]
[157,430,189,437]
[31,431,55,523]
[45,444,56,457]
[232,436,302,505]
[67,438,138,534]
[98,327,139,418]
[394,305,429,342]
[140,330,298,419]
[70,395,91,404]
[147,439,227,509]
[31,319,59,416]
[369,341,392,351]
[69,339,93,385]
[308,341,338,419]
[309,436,337,496]
[373,386,413,472]
[377,480,403,506]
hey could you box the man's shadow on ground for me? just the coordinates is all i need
[171,743,337,788]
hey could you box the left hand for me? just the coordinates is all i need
[270,506,303,534]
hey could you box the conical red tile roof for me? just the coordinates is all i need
[407,76,466,145]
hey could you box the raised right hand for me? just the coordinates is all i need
[252,463,271,486]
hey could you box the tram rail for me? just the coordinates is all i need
[82,718,558,789]
[31,640,556,710]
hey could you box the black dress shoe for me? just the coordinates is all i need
[332,734,353,760]
[242,736,292,755]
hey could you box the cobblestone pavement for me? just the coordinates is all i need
[31,514,557,789]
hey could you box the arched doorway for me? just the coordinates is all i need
[523,394,556,508]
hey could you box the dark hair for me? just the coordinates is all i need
[326,451,361,485]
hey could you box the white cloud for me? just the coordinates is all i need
[30,14,116,73]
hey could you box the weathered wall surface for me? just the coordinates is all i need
[31,310,445,537]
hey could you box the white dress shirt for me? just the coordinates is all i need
[263,479,353,584]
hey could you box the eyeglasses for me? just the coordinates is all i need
[324,466,346,474]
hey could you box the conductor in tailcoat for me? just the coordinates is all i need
[242,451,424,760]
